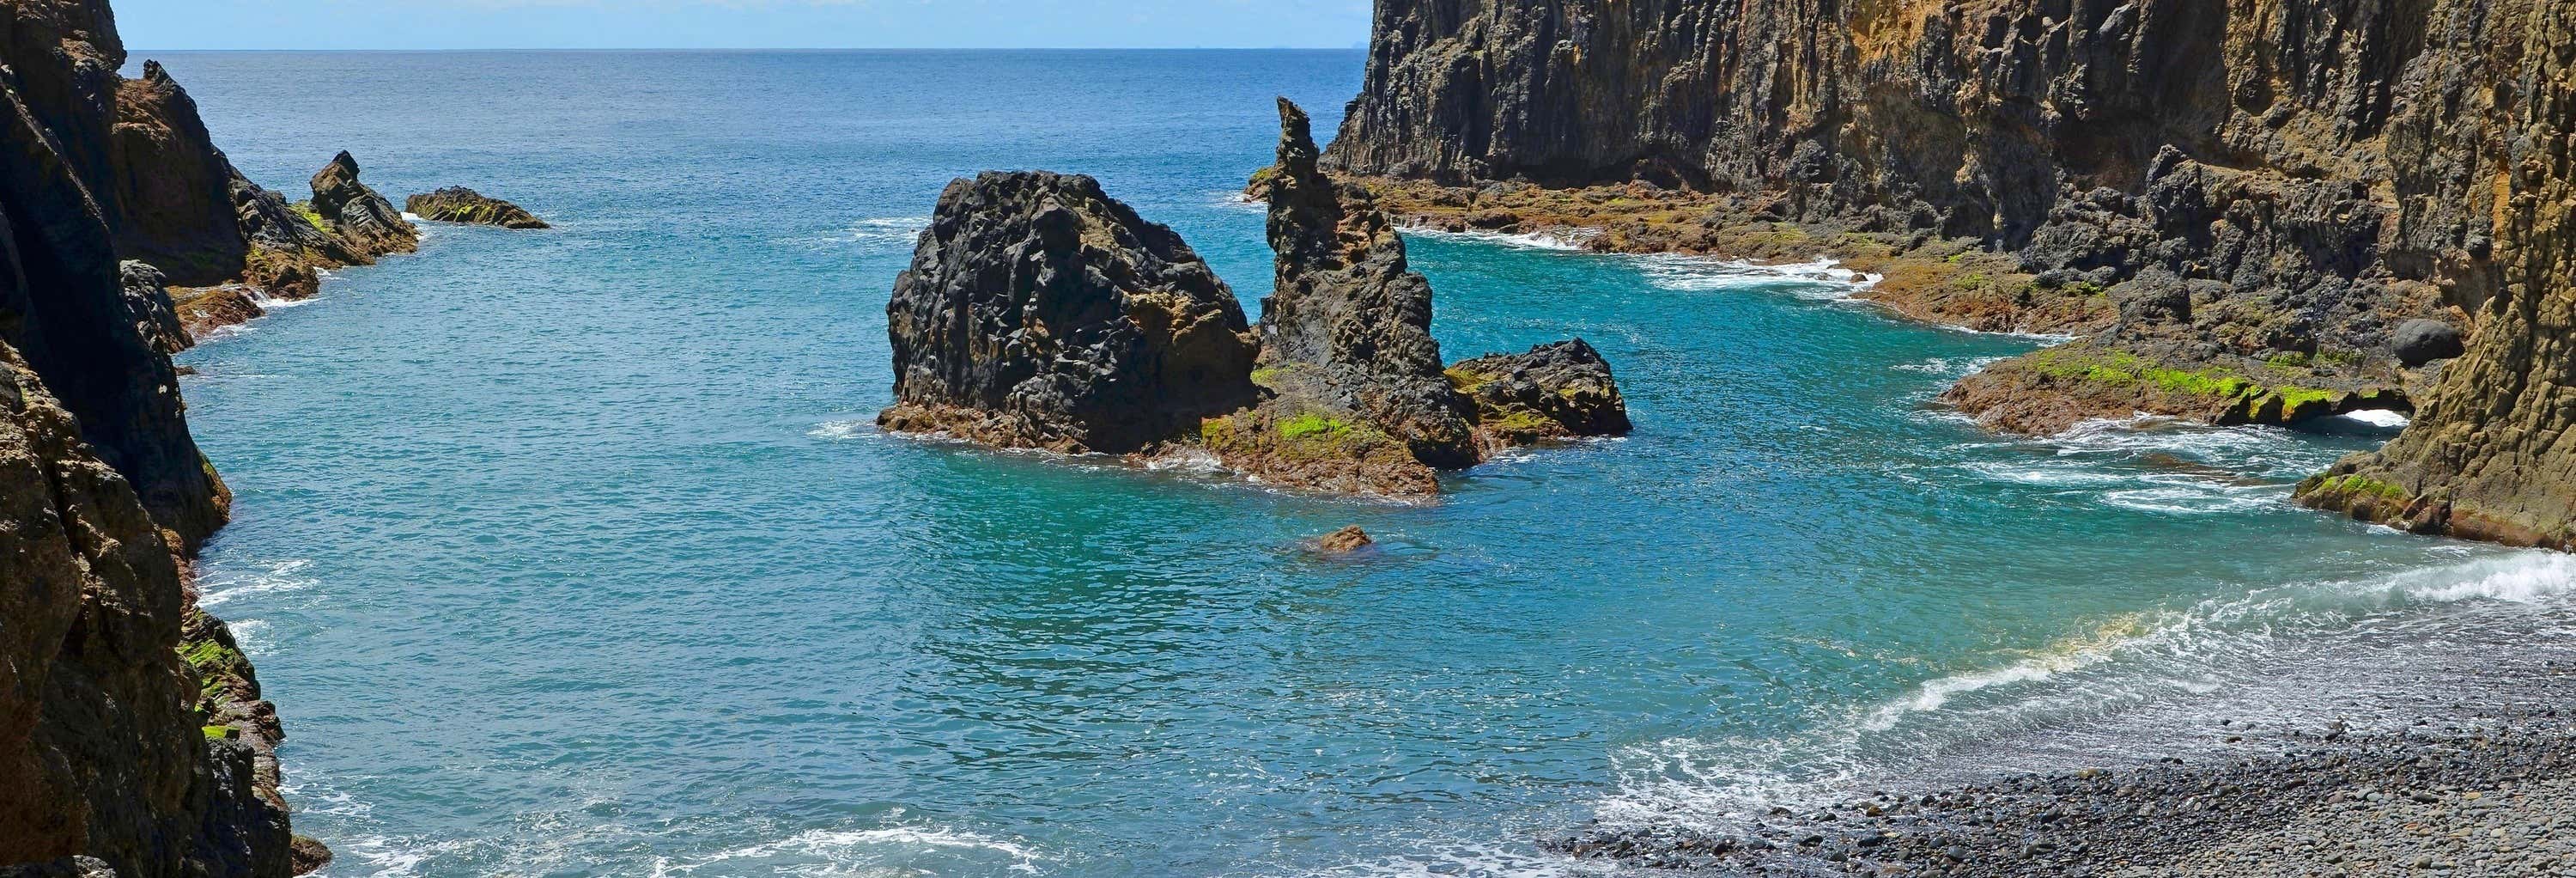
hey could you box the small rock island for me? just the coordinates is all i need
[878,99,1631,497]
[405,186,550,229]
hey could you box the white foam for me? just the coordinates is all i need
[196,558,317,608]
[807,419,876,441]
[1633,254,1868,300]
[1597,550,2576,828]
[2338,408,2412,429]
[650,826,1046,877]
[1406,225,1599,252]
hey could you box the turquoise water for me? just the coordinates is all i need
[155,51,2576,877]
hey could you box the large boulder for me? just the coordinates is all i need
[2391,319,2464,367]
[879,171,1261,454]
[405,186,548,229]
[1446,338,1632,448]
[305,151,417,262]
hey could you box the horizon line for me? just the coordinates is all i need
[132,46,1370,53]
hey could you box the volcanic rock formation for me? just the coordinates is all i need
[0,0,325,872]
[406,186,548,229]
[884,102,1631,497]
[880,171,1261,454]
[1321,0,2576,548]
[305,151,418,261]
[1446,338,1631,449]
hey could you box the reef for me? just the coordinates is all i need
[404,186,548,229]
[880,101,1631,497]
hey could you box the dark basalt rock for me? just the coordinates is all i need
[2391,320,2464,367]
[306,151,418,262]
[0,1,314,873]
[118,261,188,356]
[1260,98,1479,471]
[405,186,548,229]
[2297,7,2576,550]
[880,171,1260,454]
[1446,339,1632,448]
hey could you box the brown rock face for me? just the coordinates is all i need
[405,186,548,229]
[0,342,289,877]
[0,0,316,871]
[109,61,250,286]
[306,151,418,262]
[881,171,1261,454]
[1314,526,1375,553]
[2297,5,2576,549]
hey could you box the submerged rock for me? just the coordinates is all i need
[1446,339,1631,448]
[305,151,418,262]
[1314,526,1375,553]
[405,186,548,229]
[880,171,1261,454]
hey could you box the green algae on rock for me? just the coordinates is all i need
[405,186,550,229]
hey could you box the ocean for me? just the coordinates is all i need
[153,50,2576,877]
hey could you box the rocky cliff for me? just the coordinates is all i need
[2297,4,2576,548]
[1327,0,2576,546]
[1,0,320,873]
[880,170,1261,454]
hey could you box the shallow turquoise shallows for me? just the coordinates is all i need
[159,51,2576,877]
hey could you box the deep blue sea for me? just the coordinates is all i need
[147,51,2576,877]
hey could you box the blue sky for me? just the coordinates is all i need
[116,0,1376,50]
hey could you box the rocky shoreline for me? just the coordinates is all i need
[1337,176,2431,438]
[1551,653,2576,877]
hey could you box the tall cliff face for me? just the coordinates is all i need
[1,0,315,873]
[2298,4,2576,548]
[1333,0,2576,547]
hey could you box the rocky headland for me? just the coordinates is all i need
[0,0,322,872]
[1309,0,2576,531]
[879,100,1631,498]
[404,186,548,229]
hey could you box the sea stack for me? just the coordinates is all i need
[305,151,418,261]
[406,186,549,229]
[879,171,1261,454]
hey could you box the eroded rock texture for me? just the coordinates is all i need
[0,0,316,872]
[404,186,547,229]
[2299,4,2576,549]
[1254,98,1479,470]
[1446,338,1631,448]
[881,171,1261,454]
[305,151,417,262]
[1327,0,2501,428]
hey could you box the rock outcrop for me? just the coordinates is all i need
[304,151,417,262]
[0,0,319,872]
[107,61,247,287]
[404,186,547,229]
[2296,6,2576,549]
[1446,338,1631,448]
[880,171,1261,454]
[1253,98,1481,471]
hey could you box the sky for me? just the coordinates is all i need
[115,0,1376,51]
